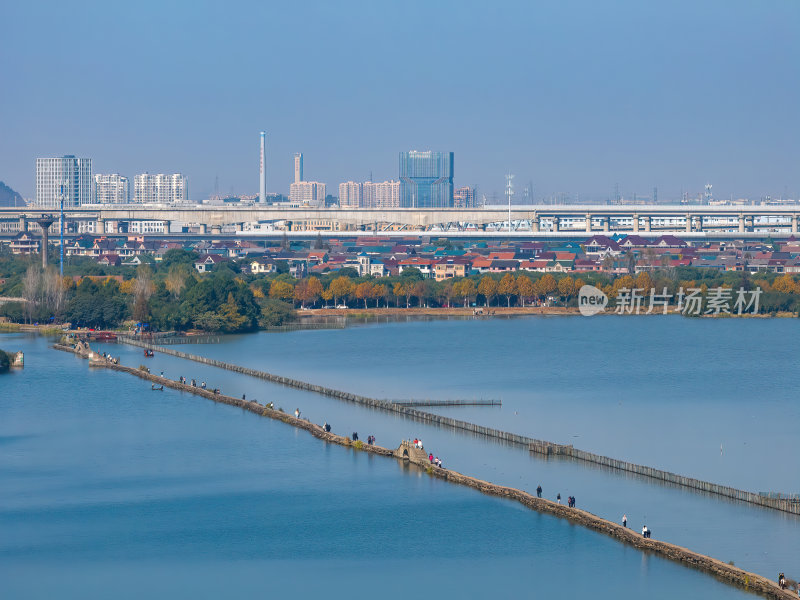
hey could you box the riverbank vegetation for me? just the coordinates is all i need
[2,246,800,332]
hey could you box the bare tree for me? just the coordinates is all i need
[22,266,41,324]
[132,266,155,321]
[164,265,188,300]
[42,266,67,322]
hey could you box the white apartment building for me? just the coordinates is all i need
[133,173,188,203]
[35,155,93,207]
[363,180,400,208]
[289,181,326,206]
[94,174,129,204]
[128,220,168,234]
[338,181,362,208]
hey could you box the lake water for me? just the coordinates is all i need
[0,333,757,599]
[90,315,800,580]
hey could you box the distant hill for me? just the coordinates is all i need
[0,181,24,207]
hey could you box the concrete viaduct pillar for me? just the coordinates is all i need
[738,214,745,233]
[235,222,243,232]
[602,217,609,233]
[552,217,560,233]
[531,216,540,233]
[792,215,798,234]
[199,223,208,235]
[643,216,651,232]
[745,216,753,232]
[685,214,692,233]
[585,214,592,233]
[96,219,105,234]
[632,214,639,233]
[18,216,27,232]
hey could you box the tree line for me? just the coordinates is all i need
[3,246,800,331]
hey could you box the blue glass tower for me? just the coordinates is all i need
[399,151,454,208]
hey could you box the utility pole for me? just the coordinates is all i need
[59,181,66,276]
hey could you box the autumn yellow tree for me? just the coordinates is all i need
[329,276,354,306]
[453,278,477,307]
[634,271,654,293]
[497,273,516,307]
[269,280,295,303]
[772,274,798,294]
[515,275,534,307]
[306,277,323,306]
[557,276,575,301]
[355,281,374,308]
[372,283,389,307]
[393,282,407,308]
[611,275,635,297]
[478,276,497,307]
[293,280,311,308]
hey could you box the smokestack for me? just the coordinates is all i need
[294,152,303,183]
[259,131,267,203]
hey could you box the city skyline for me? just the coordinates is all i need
[2,1,799,203]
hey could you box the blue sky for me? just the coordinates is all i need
[1,0,798,202]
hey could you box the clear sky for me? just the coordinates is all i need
[1,0,798,203]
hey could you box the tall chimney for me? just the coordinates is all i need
[259,131,267,203]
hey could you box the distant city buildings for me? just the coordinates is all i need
[288,153,325,206]
[35,155,93,207]
[289,181,326,206]
[94,174,129,204]
[399,151,454,208]
[338,181,362,208]
[364,180,400,208]
[454,186,476,208]
[133,173,188,203]
[338,180,400,208]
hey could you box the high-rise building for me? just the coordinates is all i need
[294,153,304,183]
[35,155,93,207]
[364,180,400,208]
[339,181,362,208]
[289,181,326,206]
[133,173,188,203]
[399,151,454,208]
[259,131,267,203]
[94,174,129,204]
[453,186,475,208]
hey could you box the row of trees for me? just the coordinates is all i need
[254,272,586,309]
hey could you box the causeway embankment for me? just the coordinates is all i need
[52,341,797,599]
[115,336,800,516]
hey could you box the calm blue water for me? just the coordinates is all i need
[0,334,753,599]
[90,316,800,580]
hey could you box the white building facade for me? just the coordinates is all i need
[35,155,93,207]
[94,174,129,204]
[363,180,400,208]
[133,173,188,203]
[338,181,362,208]
[289,181,326,206]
